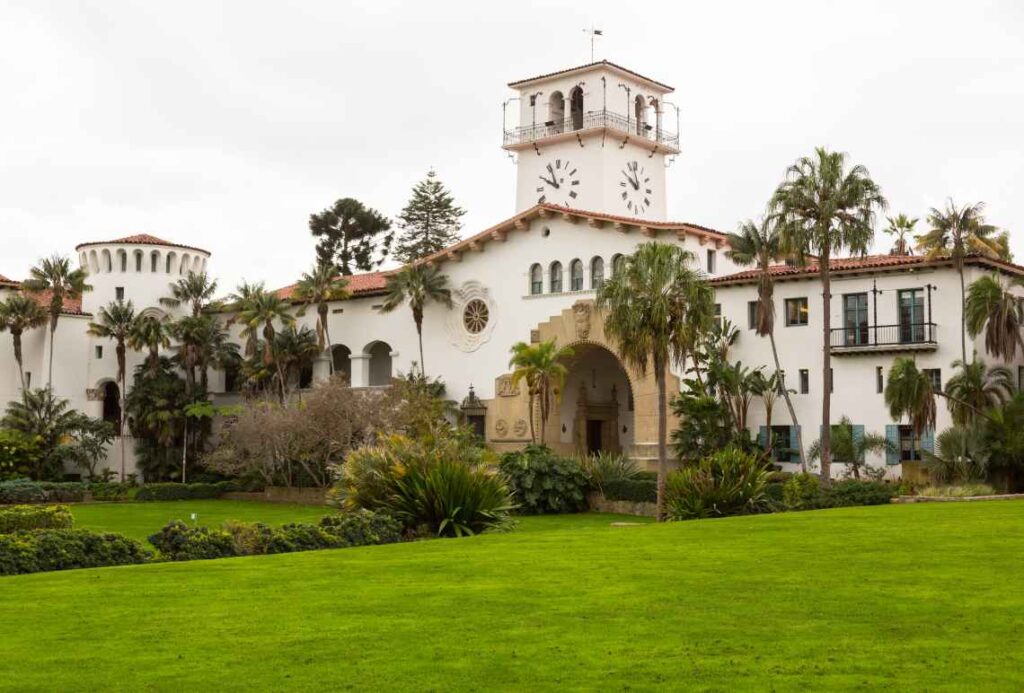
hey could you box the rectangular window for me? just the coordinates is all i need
[713,303,722,330]
[771,425,793,462]
[747,301,760,330]
[115,287,124,301]
[799,369,809,394]
[898,425,921,461]
[898,289,925,343]
[785,297,808,326]
[842,292,869,345]
[706,249,717,274]
[924,368,942,392]
[95,346,103,359]
[876,366,884,394]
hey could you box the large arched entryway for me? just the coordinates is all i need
[101,381,121,427]
[554,343,634,455]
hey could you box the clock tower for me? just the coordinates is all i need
[502,61,679,221]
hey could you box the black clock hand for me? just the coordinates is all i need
[539,174,560,189]
[623,170,640,190]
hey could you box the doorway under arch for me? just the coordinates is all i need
[365,341,393,386]
[554,343,634,455]
[332,344,352,384]
[101,381,121,428]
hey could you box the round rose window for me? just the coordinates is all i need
[463,299,489,334]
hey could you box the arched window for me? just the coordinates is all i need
[331,344,352,384]
[117,249,127,272]
[548,91,565,134]
[151,251,160,273]
[649,97,661,137]
[88,251,99,274]
[166,252,177,274]
[180,253,191,275]
[570,259,583,291]
[101,381,121,426]
[366,341,393,386]
[611,253,625,277]
[529,264,543,295]
[134,250,143,272]
[550,261,563,293]
[569,85,584,130]
[634,94,646,135]
[101,249,112,273]
[590,257,604,289]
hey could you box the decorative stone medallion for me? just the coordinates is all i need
[496,374,520,397]
[494,419,509,437]
[446,280,497,352]
[513,418,529,438]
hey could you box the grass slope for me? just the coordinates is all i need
[70,500,334,542]
[2,503,1023,691]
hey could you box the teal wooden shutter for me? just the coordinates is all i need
[885,425,899,465]
[758,426,768,450]
[920,427,935,455]
[853,425,865,462]
[789,425,800,463]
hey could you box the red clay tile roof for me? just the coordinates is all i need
[275,271,390,301]
[24,289,87,316]
[508,60,674,92]
[0,273,19,288]
[710,253,1024,286]
[75,233,209,255]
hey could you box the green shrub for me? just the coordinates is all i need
[823,480,895,507]
[583,451,639,491]
[0,505,73,533]
[134,481,239,501]
[0,479,88,504]
[665,447,770,520]
[0,529,149,575]
[336,433,515,537]
[782,473,822,510]
[0,429,42,480]
[88,482,138,501]
[499,445,589,515]
[601,477,657,503]
[148,521,237,560]
[919,484,996,498]
[317,511,402,547]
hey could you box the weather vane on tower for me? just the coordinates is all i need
[582,27,603,63]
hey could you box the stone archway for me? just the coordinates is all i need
[554,343,633,456]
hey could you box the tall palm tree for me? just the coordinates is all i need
[128,314,170,377]
[233,286,295,398]
[884,214,918,256]
[944,357,1015,426]
[771,148,886,481]
[726,217,804,468]
[0,293,48,391]
[87,300,137,481]
[22,254,91,388]
[160,271,219,316]
[274,325,320,399]
[964,274,1024,362]
[227,281,266,359]
[916,199,1008,363]
[597,241,710,519]
[378,264,452,376]
[885,357,999,436]
[293,262,350,373]
[508,340,574,443]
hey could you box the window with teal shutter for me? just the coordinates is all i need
[758,426,768,450]
[885,425,899,465]
[852,425,865,462]
[920,427,935,455]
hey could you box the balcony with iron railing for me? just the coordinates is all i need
[503,109,680,150]
[829,322,938,354]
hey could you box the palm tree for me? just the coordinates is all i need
[274,325,321,399]
[771,148,886,481]
[964,274,1024,362]
[128,314,170,377]
[597,241,711,519]
[0,293,48,391]
[884,357,1000,437]
[806,415,892,480]
[916,200,1008,363]
[2,387,84,479]
[293,262,350,374]
[160,271,219,316]
[884,214,918,256]
[227,281,266,359]
[726,217,804,468]
[88,300,136,481]
[233,286,295,398]
[944,357,1015,426]
[22,254,91,388]
[378,264,452,376]
[508,340,574,443]
[921,425,989,485]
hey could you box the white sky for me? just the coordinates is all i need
[1,1,1022,293]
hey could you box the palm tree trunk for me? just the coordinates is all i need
[47,321,56,389]
[655,354,668,522]
[820,257,832,483]
[768,329,805,471]
[415,315,426,377]
[323,317,334,376]
[959,266,968,364]
[119,367,126,482]
[13,335,25,392]
[527,390,536,443]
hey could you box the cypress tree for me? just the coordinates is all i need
[394,170,466,263]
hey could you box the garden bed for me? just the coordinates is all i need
[895,493,1024,503]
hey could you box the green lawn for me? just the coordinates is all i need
[3,502,1023,690]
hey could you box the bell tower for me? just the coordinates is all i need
[501,61,679,221]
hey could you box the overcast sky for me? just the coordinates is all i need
[2,1,1022,292]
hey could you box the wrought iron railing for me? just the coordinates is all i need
[503,109,680,148]
[829,322,937,349]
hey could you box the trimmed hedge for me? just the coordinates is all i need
[134,481,240,501]
[0,529,150,576]
[0,480,89,504]
[602,476,657,503]
[149,510,402,561]
[0,505,73,534]
[0,480,248,504]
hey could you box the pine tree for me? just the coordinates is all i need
[394,170,467,263]
[309,198,393,275]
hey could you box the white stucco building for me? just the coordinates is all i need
[2,60,1021,480]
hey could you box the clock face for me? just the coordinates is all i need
[620,160,652,215]
[536,158,580,207]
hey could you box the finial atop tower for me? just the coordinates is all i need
[582,27,603,63]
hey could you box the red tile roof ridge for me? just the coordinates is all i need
[75,233,209,255]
